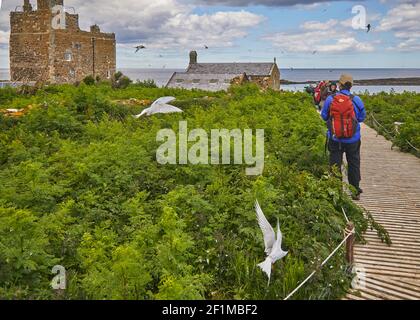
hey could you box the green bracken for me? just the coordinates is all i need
[0,82,388,300]
[360,91,420,157]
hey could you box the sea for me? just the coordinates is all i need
[2,68,420,94]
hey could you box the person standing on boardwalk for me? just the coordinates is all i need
[328,81,338,96]
[321,74,366,200]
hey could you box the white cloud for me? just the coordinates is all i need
[378,2,420,52]
[397,37,420,51]
[378,3,420,33]
[194,0,358,7]
[264,19,375,54]
[293,2,326,10]
[160,10,265,48]
[302,19,338,31]
[0,0,264,49]
[0,30,9,45]
[317,37,375,53]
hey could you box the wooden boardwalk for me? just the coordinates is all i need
[345,124,420,300]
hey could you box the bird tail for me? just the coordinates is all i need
[258,258,272,283]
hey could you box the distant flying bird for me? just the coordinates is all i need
[133,97,183,118]
[134,45,146,53]
[367,24,371,33]
[204,45,209,49]
[255,200,288,283]
[312,50,317,55]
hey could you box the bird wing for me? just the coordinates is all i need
[255,200,276,255]
[148,104,183,115]
[276,218,283,247]
[151,96,176,108]
[270,221,288,262]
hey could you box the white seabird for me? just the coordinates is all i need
[255,200,288,283]
[133,97,183,118]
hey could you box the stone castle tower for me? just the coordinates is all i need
[10,0,116,83]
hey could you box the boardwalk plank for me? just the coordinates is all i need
[346,124,420,300]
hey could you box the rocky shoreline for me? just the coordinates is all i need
[280,77,420,86]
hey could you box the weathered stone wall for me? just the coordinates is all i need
[51,29,116,83]
[10,11,51,82]
[65,13,80,32]
[10,2,116,84]
[91,35,117,81]
[249,65,280,90]
[230,73,249,86]
[271,65,281,90]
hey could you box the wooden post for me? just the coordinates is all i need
[345,222,355,265]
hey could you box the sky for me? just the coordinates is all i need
[0,0,419,69]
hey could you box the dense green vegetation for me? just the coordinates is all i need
[0,83,379,300]
[360,92,420,156]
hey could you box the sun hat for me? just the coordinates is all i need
[339,74,354,86]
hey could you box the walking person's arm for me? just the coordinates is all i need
[353,96,366,122]
[321,96,333,121]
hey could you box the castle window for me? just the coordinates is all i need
[209,79,219,84]
[192,79,200,83]
[64,52,73,62]
[107,70,111,79]
[69,69,75,78]
[74,43,82,50]
[176,79,184,83]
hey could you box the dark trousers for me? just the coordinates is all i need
[328,139,361,190]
